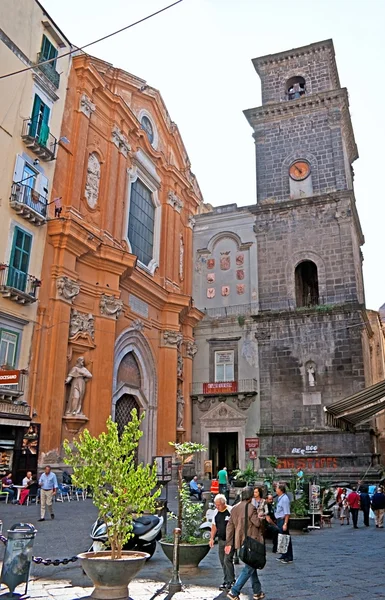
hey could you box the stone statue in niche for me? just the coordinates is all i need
[221,286,230,297]
[65,357,92,415]
[207,258,215,270]
[220,251,230,271]
[179,234,184,281]
[84,152,101,209]
[207,273,215,283]
[307,363,316,387]
[236,270,245,280]
[177,390,184,430]
[236,253,244,266]
[207,287,215,299]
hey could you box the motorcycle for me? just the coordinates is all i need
[90,514,163,559]
[199,502,217,541]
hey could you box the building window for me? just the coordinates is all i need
[215,350,234,382]
[8,227,32,293]
[286,76,306,100]
[295,260,319,307]
[0,329,19,368]
[141,116,154,145]
[40,35,58,68]
[128,179,155,266]
[29,95,50,144]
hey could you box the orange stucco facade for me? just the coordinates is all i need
[30,54,204,467]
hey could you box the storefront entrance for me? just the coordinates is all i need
[209,432,238,477]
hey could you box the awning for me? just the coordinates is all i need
[324,379,385,431]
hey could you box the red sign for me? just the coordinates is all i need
[245,438,260,450]
[203,381,237,395]
[277,457,338,470]
[249,449,258,460]
[0,370,20,385]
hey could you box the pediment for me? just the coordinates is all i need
[200,402,247,423]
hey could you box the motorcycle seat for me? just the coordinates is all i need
[133,515,159,535]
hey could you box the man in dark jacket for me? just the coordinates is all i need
[371,487,385,528]
[359,485,371,527]
[225,487,265,600]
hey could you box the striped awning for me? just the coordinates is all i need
[324,379,385,431]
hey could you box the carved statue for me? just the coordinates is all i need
[69,309,95,341]
[307,364,316,387]
[84,153,101,209]
[56,276,80,302]
[65,357,92,415]
[177,390,184,429]
[100,294,123,318]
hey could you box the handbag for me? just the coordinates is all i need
[239,503,266,570]
[277,533,290,554]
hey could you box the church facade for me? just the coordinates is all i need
[192,40,382,479]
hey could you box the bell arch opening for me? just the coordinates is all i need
[295,260,319,307]
[286,76,306,100]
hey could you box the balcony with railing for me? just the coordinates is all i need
[191,379,258,397]
[0,371,27,403]
[10,183,47,225]
[0,264,41,304]
[36,52,60,88]
[21,117,57,161]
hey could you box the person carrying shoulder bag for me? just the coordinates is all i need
[225,487,266,600]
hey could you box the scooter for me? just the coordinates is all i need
[90,514,164,559]
[199,502,217,540]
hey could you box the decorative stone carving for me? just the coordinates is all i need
[255,330,270,342]
[69,309,95,341]
[177,390,185,430]
[306,361,317,387]
[233,395,256,411]
[100,294,123,318]
[207,258,215,269]
[253,221,269,234]
[79,94,95,118]
[131,319,144,332]
[65,356,92,416]
[222,286,230,297]
[188,215,196,229]
[220,251,230,271]
[84,152,101,209]
[56,276,80,302]
[185,341,198,358]
[112,126,131,156]
[194,396,212,411]
[236,253,244,266]
[177,339,183,379]
[237,284,245,295]
[207,287,215,298]
[179,234,184,281]
[163,330,183,347]
[207,273,215,283]
[236,270,245,280]
[167,191,183,212]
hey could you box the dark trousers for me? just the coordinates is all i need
[219,484,229,502]
[350,508,359,528]
[218,539,235,584]
[362,508,370,527]
[276,518,293,561]
[267,523,278,552]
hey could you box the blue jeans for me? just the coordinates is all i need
[232,563,262,596]
[276,518,293,561]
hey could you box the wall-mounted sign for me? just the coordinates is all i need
[291,445,318,455]
[204,459,212,474]
[0,370,20,385]
[153,456,172,482]
[249,449,258,460]
[245,438,260,450]
[203,381,237,395]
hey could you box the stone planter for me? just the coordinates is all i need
[78,550,149,599]
[159,540,210,572]
[289,516,311,532]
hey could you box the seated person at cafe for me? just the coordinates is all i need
[19,471,34,505]
[1,471,15,502]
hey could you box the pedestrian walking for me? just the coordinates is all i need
[209,493,235,591]
[347,486,360,529]
[274,484,293,564]
[225,487,265,600]
[359,485,371,527]
[218,466,229,502]
[371,487,385,528]
[339,488,350,525]
[38,465,58,521]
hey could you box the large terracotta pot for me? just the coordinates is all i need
[78,550,149,599]
[159,540,210,572]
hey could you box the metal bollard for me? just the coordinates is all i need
[167,527,182,594]
[0,522,37,598]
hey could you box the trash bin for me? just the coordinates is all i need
[0,522,37,596]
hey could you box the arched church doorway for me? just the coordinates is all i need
[115,394,140,437]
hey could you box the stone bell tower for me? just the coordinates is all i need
[243,40,375,478]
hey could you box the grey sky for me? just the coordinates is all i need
[41,0,385,310]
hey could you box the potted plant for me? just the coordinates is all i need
[63,411,160,600]
[159,441,209,571]
[286,472,311,531]
[233,461,257,487]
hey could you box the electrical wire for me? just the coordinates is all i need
[0,0,184,81]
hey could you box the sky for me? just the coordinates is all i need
[41,0,385,310]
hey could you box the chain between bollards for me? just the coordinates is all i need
[167,527,182,594]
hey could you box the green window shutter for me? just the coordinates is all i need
[7,227,32,292]
[0,329,19,368]
[42,104,50,126]
[40,34,58,66]
[30,95,42,137]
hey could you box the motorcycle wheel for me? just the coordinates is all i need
[201,529,212,541]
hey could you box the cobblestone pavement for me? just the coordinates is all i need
[0,498,384,600]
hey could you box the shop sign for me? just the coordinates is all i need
[249,449,258,460]
[0,370,20,385]
[309,484,321,513]
[245,437,260,450]
[291,445,318,455]
[277,457,338,470]
[153,456,172,481]
[203,381,237,394]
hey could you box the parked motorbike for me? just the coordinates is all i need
[199,502,217,540]
[90,514,163,559]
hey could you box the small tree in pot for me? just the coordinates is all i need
[63,411,160,599]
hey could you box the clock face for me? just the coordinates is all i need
[289,160,311,181]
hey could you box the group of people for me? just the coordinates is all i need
[209,484,293,600]
[1,465,58,521]
[337,484,385,528]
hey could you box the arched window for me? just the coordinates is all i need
[295,261,319,307]
[117,352,141,388]
[115,394,140,438]
[286,76,306,100]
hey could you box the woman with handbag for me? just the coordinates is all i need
[225,487,266,600]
